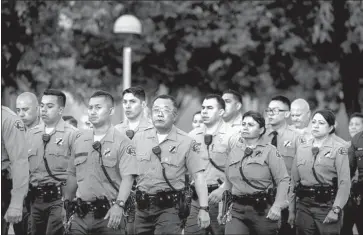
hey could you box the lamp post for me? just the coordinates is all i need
[113,14,142,91]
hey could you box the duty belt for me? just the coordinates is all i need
[74,197,111,219]
[232,191,274,213]
[191,184,219,200]
[135,189,181,210]
[295,184,336,203]
[29,183,62,203]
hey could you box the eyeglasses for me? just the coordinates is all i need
[152,107,174,115]
[264,108,289,115]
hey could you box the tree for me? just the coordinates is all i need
[2,0,362,114]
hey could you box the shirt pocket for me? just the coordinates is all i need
[316,152,335,169]
[161,153,182,180]
[102,154,119,183]
[54,148,69,171]
[210,144,228,167]
[74,156,87,182]
[28,148,38,172]
[137,152,152,175]
[244,158,269,180]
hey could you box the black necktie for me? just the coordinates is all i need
[271,131,278,147]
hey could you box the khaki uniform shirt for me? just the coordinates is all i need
[188,121,233,185]
[67,126,138,201]
[263,124,300,175]
[225,134,290,208]
[27,119,79,186]
[1,106,29,210]
[290,134,351,210]
[133,125,204,194]
[114,116,152,138]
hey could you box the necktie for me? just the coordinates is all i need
[271,131,278,147]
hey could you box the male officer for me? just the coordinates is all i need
[222,89,243,129]
[133,95,210,235]
[290,98,311,136]
[115,86,152,138]
[2,106,30,235]
[264,95,298,235]
[15,92,42,235]
[64,90,138,235]
[347,131,363,235]
[16,92,42,130]
[184,94,230,235]
[115,87,152,234]
[27,89,79,235]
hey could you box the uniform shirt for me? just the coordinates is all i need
[263,124,300,175]
[1,106,29,210]
[27,118,79,186]
[188,121,233,185]
[67,126,138,201]
[114,116,152,137]
[349,131,363,182]
[225,134,290,209]
[223,113,243,133]
[133,125,204,194]
[290,134,351,210]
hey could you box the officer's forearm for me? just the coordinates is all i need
[193,171,209,207]
[273,174,289,209]
[117,175,134,202]
[64,175,77,201]
[9,157,29,210]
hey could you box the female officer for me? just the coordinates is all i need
[212,111,290,235]
[288,109,351,235]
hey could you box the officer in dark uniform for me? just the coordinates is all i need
[347,130,363,235]
[133,95,211,235]
[27,89,79,235]
[288,109,351,235]
[211,111,289,235]
[64,90,138,235]
[1,106,30,235]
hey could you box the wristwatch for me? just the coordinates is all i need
[114,200,125,209]
[332,206,341,215]
[199,206,209,212]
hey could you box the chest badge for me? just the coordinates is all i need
[283,140,292,148]
[169,145,177,154]
[55,138,64,146]
[103,148,111,157]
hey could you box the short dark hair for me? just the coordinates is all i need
[271,95,291,110]
[350,112,363,122]
[243,111,266,137]
[62,116,78,128]
[152,95,178,110]
[204,94,226,110]
[193,111,201,118]
[223,89,242,104]
[313,109,336,134]
[122,86,146,101]
[43,89,66,107]
[90,90,114,107]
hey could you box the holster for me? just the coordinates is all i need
[29,184,62,203]
[191,184,219,200]
[75,197,110,219]
[1,170,12,215]
[125,191,136,223]
[351,181,363,205]
[178,187,192,220]
[135,190,150,210]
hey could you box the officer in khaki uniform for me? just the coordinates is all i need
[288,110,351,235]
[27,89,79,235]
[211,111,289,235]
[115,87,152,235]
[2,106,30,235]
[133,95,210,235]
[263,95,299,235]
[64,91,138,235]
[185,94,235,235]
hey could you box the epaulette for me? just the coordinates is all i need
[176,128,188,137]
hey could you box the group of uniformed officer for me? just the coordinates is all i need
[1,87,363,235]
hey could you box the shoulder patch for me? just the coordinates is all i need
[14,120,25,131]
[338,147,348,155]
[192,141,201,153]
[126,145,136,156]
[298,136,307,145]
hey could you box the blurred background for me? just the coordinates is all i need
[2,1,363,139]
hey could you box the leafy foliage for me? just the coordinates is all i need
[1,0,362,113]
